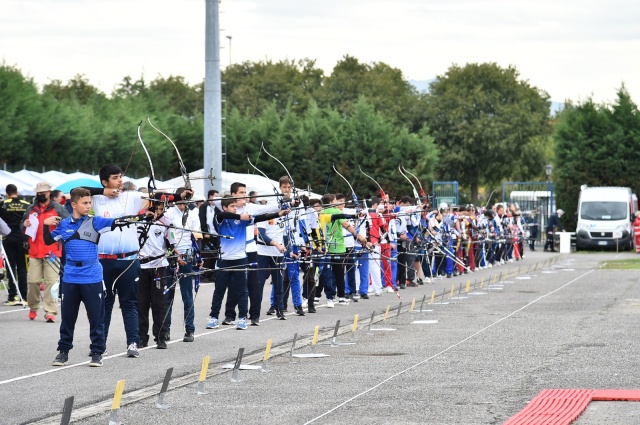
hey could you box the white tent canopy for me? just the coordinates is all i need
[161,170,322,201]
[0,169,322,200]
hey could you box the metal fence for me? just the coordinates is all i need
[432,181,459,207]
[502,181,555,241]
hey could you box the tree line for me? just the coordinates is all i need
[553,86,640,229]
[3,55,637,227]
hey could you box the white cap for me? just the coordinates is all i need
[557,209,564,216]
[439,202,449,211]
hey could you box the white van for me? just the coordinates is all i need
[576,185,637,250]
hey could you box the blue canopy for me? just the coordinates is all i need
[55,178,102,194]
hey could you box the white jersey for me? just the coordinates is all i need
[387,217,397,243]
[239,203,280,253]
[165,206,201,252]
[138,215,175,269]
[92,191,143,256]
[342,208,357,248]
[256,215,286,257]
[289,213,307,247]
[203,202,216,233]
[305,207,319,230]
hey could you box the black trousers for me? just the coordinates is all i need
[397,244,416,284]
[58,281,105,354]
[3,236,28,300]
[301,251,319,309]
[331,254,346,299]
[137,267,169,343]
[224,251,259,320]
[544,230,555,251]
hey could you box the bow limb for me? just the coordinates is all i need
[402,165,426,199]
[136,121,158,194]
[146,116,192,194]
[332,163,360,209]
[358,166,386,202]
[261,143,299,211]
[247,154,281,200]
[136,124,158,249]
[146,116,195,229]
[398,165,420,204]
[261,143,295,190]
[260,143,301,252]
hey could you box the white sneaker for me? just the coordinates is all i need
[326,299,334,308]
[353,294,361,300]
[302,298,308,308]
[338,298,349,305]
[386,287,395,293]
[375,291,382,296]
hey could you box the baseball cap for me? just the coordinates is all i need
[34,182,53,193]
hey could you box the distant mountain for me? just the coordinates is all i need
[409,79,565,115]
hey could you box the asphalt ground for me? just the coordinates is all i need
[1,249,639,424]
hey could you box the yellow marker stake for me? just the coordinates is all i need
[410,298,416,312]
[383,305,390,321]
[352,314,359,332]
[430,290,435,304]
[311,326,320,345]
[449,284,454,299]
[263,338,273,361]
[465,280,471,293]
[111,380,125,411]
[480,277,485,289]
[199,356,210,382]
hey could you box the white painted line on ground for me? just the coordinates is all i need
[0,308,30,315]
[411,320,438,324]
[303,268,596,425]
[292,353,330,358]
[221,364,262,370]
[0,304,312,386]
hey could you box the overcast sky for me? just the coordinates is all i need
[2,0,638,104]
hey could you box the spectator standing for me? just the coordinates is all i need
[544,209,564,252]
[0,184,31,305]
[21,182,69,321]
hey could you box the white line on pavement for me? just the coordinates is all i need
[0,306,305,386]
[303,268,596,425]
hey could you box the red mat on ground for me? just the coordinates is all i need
[503,389,640,424]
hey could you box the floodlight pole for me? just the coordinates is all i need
[204,0,223,193]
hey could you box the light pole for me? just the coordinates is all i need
[545,164,553,218]
[226,35,232,67]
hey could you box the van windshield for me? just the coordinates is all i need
[580,202,627,220]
